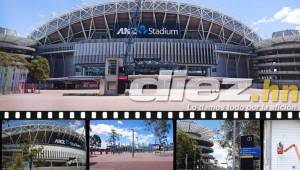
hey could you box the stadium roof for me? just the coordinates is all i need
[29,0,260,46]
[2,124,85,143]
[0,27,35,47]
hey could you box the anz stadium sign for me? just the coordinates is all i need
[116,24,179,37]
[53,139,82,148]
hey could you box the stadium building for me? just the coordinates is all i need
[253,30,300,87]
[29,0,260,88]
[177,120,215,169]
[0,27,35,94]
[2,124,87,167]
[0,27,35,54]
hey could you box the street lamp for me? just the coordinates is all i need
[232,120,236,170]
[193,148,196,170]
[131,128,135,158]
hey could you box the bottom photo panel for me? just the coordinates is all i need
[2,120,87,170]
[89,120,174,170]
[176,120,262,170]
[264,120,300,170]
[8,118,300,170]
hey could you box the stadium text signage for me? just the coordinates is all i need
[54,139,81,148]
[116,24,179,36]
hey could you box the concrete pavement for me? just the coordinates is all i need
[0,89,298,111]
[90,152,173,170]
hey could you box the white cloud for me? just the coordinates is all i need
[212,141,229,168]
[76,127,85,136]
[274,7,290,20]
[283,8,300,25]
[68,120,85,136]
[90,124,136,142]
[253,7,300,27]
[68,120,83,129]
[138,134,154,145]
[117,121,123,125]
[253,17,274,25]
[90,123,155,146]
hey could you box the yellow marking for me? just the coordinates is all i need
[261,80,279,102]
[251,94,259,102]
[240,156,254,159]
[282,85,298,102]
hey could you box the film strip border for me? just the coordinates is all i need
[0,111,300,120]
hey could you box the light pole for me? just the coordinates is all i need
[193,148,196,170]
[232,120,236,170]
[131,129,135,158]
[185,154,188,170]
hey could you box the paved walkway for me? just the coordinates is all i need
[0,89,298,111]
[90,152,173,170]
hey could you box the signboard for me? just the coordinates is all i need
[240,135,260,170]
[240,147,261,158]
[114,23,180,38]
[241,135,254,148]
[50,138,82,149]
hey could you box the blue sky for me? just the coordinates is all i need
[0,0,299,38]
[90,120,173,148]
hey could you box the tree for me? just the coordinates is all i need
[28,56,49,93]
[8,153,24,170]
[21,139,44,170]
[176,129,200,169]
[2,159,9,170]
[107,129,121,153]
[0,51,29,68]
[144,120,171,148]
[91,134,102,147]
[216,120,261,168]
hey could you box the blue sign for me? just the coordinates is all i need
[137,24,148,35]
[240,147,261,158]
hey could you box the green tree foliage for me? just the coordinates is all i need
[2,159,8,170]
[21,139,44,170]
[28,56,49,83]
[35,159,46,167]
[107,129,121,153]
[91,134,102,147]
[176,129,200,169]
[28,56,49,92]
[8,153,24,170]
[0,51,29,68]
[144,120,171,146]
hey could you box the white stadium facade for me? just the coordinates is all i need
[2,124,86,167]
[28,0,261,88]
[2,0,299,89]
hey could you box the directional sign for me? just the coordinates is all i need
[241,135,254,148]
[240,147,261,158]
